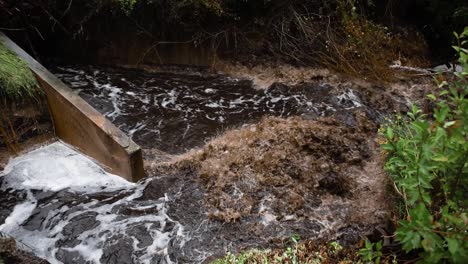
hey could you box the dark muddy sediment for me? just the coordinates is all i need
[0,236,49,264]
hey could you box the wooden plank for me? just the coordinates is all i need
[0,32,145,182]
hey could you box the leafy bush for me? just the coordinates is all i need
[0,43,39,100]
[359,240,383,264]
[117,0,138,13]
[380,27,468,263]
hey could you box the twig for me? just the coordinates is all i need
[0,120,18,153]
[60,0,74,19]
[0,27,26,31]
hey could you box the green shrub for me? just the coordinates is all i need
[359,240,383,264]
[211,238,360,264]
[380,27,468,263]
[0,43,39,100]
[116,0,138,14]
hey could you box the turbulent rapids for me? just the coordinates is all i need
[52,65,364,153]
[0,65,390,263]
[0,142,182,264]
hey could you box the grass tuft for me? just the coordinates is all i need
[0,42,39,100]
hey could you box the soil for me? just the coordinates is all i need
[0,237,49,264]
[0,99,55,169]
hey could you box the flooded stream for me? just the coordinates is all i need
[52,65,363,153]
[0,65,379,263]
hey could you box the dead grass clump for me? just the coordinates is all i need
[250,2,430,83]
[320,12,430,82]
[0,99,52,156]
[179,115,376,222]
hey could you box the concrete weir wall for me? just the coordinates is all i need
[0,32,145,182]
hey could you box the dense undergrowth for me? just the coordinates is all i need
[1,1,466,81]
[378,28,468,263]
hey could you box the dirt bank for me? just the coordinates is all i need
[0,99,54,169]
[0,237,49,264]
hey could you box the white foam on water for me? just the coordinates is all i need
[0,142,134,192]
[204,88,217,94]
[0,191,37,234]
[100,83,124,119]
[0,142,185,264]
[336,89,363,109]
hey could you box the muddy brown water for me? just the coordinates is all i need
[52,65,367,153]
[0,65,378,264]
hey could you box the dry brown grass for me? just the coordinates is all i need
[226,2,431,83]
[319,15,430,82]
[0,99,53,157]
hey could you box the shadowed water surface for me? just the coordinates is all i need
[53,65,361,153]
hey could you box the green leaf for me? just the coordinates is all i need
[432,155,448,162]
[438,81,448,88]
[375,240,382,252]
[399,229,422,252]
[434,105,449,123]
[381,143,394,151]
[446,237,460,256]
[422,236,436,252]
[386,127,394,139]
[412,203,432,225]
